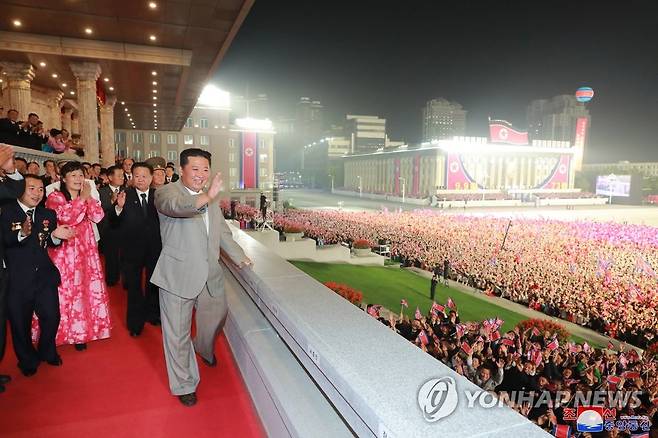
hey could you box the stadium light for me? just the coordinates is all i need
[198,84,230,109]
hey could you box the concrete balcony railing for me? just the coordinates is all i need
[222,225,549,437]
[10,144,79,165]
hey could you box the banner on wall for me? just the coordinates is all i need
[394,158,401,194]
[241,132,257,189]
[445,154,473,189]
[412,155,421,195]
[539,155,571,189]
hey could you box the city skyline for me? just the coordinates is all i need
[215,1,658,163]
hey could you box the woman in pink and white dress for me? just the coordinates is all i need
[45,161,111,350]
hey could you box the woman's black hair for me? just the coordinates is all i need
[59,161,85,202]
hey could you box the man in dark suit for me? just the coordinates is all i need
[0,145,25,392]
[122,158,134,187]
[259,192,267,223]
[98,165,125,286]
[443,258,451,287]
[111,162,162,336]
[0,110,21,146]
[2,174,74,377]
[430,273,438,301]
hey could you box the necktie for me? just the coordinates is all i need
[26,208,34,221]
[140,193,148,217]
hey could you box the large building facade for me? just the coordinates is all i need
[422,98,467,141]
[343,137,575,197]
[114,99,274,202]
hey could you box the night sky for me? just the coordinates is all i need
[215,1,658,163]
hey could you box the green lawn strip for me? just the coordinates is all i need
[291,261,594,345]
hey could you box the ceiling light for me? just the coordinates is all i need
[39,61,46,67]
[121,101,125,105]
[61,83,67,88]
[109,86,114,91]
[127,114,131,117]
[51,73,58,78]
[84,28,93,35]
[70,91,75,95]
[152,96,157,100]
[104,77,109,82]
[153,110,157,113]
[124,108,128,111]
[153,103,157,107]
[152,81,157,86]
[12,20,22,27]
[148,2,157,9]
[152,89,157,93]
[149,35,157,42]
[151,71,157,76]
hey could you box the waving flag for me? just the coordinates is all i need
[489,119,529,145]
[456,324,465,338]
[414,307,423,320]
[490,330,501,341]
[622,371,640,379]
[417,330,429,346]
[630,432,650,438]
[461,341,472,355]
[583,342,591,352]
[547,338,559,351]
[446,297,456,310]
[367,305,381,318]
[551,424,572,438]
[400,299,408,308]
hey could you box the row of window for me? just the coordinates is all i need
[116,132,214,146]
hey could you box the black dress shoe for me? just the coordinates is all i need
[178,392,197,407]
[74,343,87,351]
[201,354,217,367]
[44,356,63,366]
[20,367,37,377]
[0,374,10,384]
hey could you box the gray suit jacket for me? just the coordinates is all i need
[150,180,246,299]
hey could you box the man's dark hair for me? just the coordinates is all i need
[28,112,39,119]
[23,173,44,186]
[82,162,91,168]
[107,165,123,177]
[92,163,101,169]
[7,109,18,115]
[165,164,175,170]
[166,161,175,167]
[15,157,27,165]
[44,159,55,167]
[180,148,211,167]
[131,162,153,175]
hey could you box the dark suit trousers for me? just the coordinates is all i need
[0,269,7,362]
[122,251,160,332]
[8,277,60,370]
[102,237,121,286]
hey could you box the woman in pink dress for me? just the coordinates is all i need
[46,161,111,350]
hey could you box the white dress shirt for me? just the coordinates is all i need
[17,199,60,245]
[185,186,208,234]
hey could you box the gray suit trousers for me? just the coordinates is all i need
[159,282,227,395]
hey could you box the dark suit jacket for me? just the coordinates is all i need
[0,118,21,145]
[98,184,122,237]
[1,201,61,291]
[110,187,161,260]
[0,176,26,267]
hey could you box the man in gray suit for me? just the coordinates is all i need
[151,148,252,407]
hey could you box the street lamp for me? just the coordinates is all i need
[328,174,334,193]
[399,177,406,203]
[357,175,362,198]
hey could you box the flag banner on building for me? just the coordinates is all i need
[489,119,529,145]
[241,132,258,189]
[551,424,572,438]
[412,154,421,195]
[394,158,401,194]
[539,154,571,190]
[573,117,588,148]
[445,153,473,189]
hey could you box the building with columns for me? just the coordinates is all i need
[343,136,576,197]
[0,0,254,166]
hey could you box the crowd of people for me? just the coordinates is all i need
[367,298,658,435]
[0,144,185,392]
[274,209,658,348]
[0,109,84,155]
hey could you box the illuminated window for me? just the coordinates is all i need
[229,168,236,177]
[184,135,194,145]
[149,133,160,144]
[167,150,177,161]
[167,134,177,145]
[228,138,235,148]
[184,118,193,128]
[200,118,209,128]
[131,132,143,144]
[229,153,235,163]
[199,135,209,146]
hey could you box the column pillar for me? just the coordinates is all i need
[61,108,73,133]
[48,90,64,130]
[69,62,101,163]
[99,95,116,167]
[71,110,79,134]
[0,62,35,120]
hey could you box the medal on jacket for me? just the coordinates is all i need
[38,219,50,248]
[11,221,22,231]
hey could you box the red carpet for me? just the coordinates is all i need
[0,283,265,438]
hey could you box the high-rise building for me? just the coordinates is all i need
[345,114,386,153]
[526,95,590,142]
[422,98,467,141]
[526,95,591,170]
